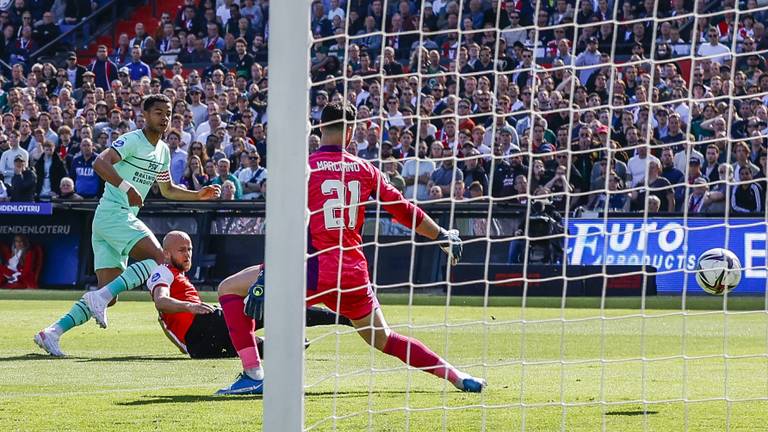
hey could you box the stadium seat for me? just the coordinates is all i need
[191,254,217,284]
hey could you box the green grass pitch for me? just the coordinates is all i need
[1,290,767,431]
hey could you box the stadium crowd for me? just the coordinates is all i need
[0,0,766,216]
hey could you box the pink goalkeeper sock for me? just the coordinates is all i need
[382,332,460,384]
[220,294,261,370]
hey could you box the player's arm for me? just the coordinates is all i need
[666,189,676,212]
[148,266,215,314]
[401,163,418,186]
[157,176,220,201]
[152,284,215,314]
[699,116,722,131]
[418,171,432,185]
[374,166,463,265]
[93,147,144,207]
[402,173,416,186]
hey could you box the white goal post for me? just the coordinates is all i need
[263,1,311,431]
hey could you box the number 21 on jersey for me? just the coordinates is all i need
[322,179,360,230]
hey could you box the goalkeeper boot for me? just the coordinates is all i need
[34,329,65,357]
[458,376,487,393]
[82,291,109,329]
[215,373,263,396]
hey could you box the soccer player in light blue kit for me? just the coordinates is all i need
[34,95,221,356]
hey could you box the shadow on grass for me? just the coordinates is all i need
[118,390,431,406]
[0,353,190,362]
[0,353,85,362]
[116,394,262,406]
[77,355,189,362]
[117,389,446,406]
[605,410,659,416]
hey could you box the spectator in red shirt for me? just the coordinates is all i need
[0,234,42,289]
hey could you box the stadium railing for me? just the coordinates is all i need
[17,201,763,293]
[0,58,12,76]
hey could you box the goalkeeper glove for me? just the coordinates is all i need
[439,228,462,266]
[244,267,265,322]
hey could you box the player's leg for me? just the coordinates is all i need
[351,306,487,393]
[216,265,264,395]
[185,307,263,359]
[305,306,353,328]
[220,265,351,332]
[34,267,123,356]
[84,228,164,329]
[33,230,126,356]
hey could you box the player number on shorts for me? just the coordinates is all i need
[321,179,360,229]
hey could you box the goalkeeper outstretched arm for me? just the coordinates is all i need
[374,166,462,265]
[415,214,463,266]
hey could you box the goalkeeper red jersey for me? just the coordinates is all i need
[146,264,201,347]
[307,145,426,293]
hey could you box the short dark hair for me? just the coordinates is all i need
[142,94,171,112]
[320,102,356,131]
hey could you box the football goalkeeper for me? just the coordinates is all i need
[215,103,486,395]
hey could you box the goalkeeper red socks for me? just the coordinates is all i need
[382,332,461,385]
[220,294,262,376]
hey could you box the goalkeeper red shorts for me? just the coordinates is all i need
[306,254,379,321]
[306,283,380,321]
[307,251,379,320]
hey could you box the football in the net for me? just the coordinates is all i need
[695,248,742,295]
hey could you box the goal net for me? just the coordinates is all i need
[266,0,768,430]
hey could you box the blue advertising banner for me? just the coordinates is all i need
[567,218,768,294]
[0,202,53,215]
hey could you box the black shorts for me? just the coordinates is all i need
[184,308,237,359]
[184,307,264,359]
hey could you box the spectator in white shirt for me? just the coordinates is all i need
[216,0,235,27]
[697,27,732,65]
[383,96,406,129]
[627,142,661,187]
[575,37,602,84]
[402,141,437,202]
[673,141,704,175]
[327,0,344,21]
[240,150,267,200]
[195,112,224,143]
[0,132,28,181]
[167,130,188,184]
[187,87,208,131]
